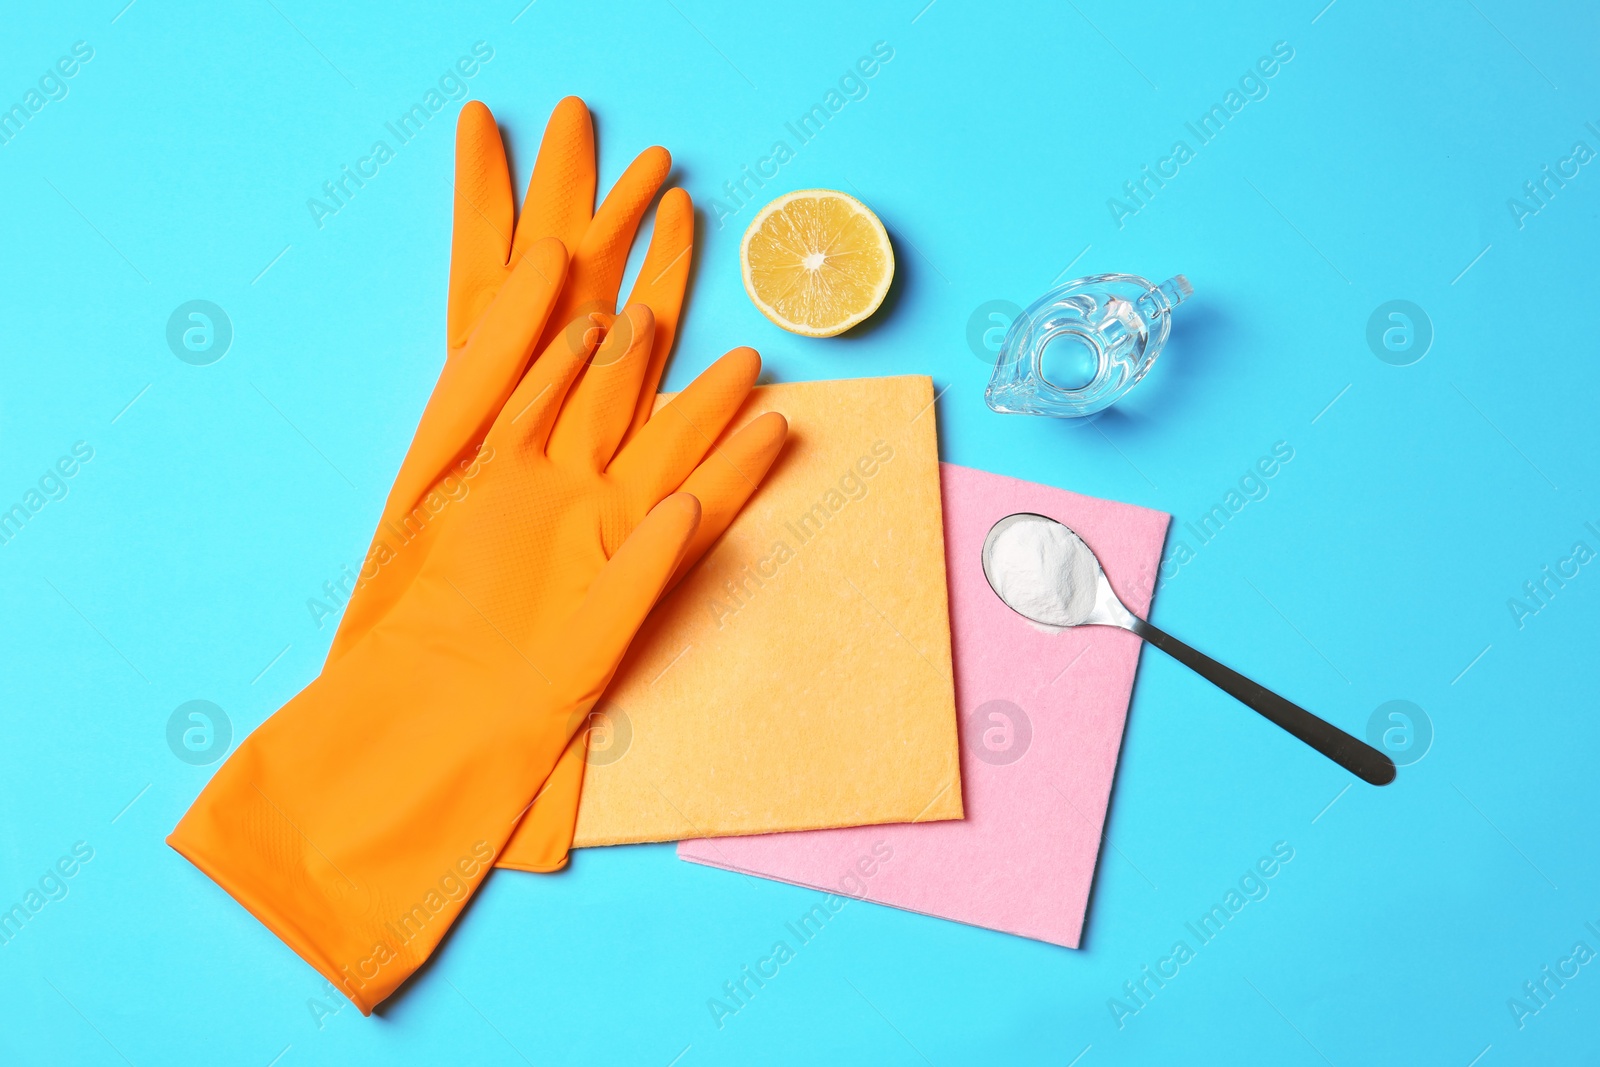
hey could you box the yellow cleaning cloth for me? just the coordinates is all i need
[570,374,962,846]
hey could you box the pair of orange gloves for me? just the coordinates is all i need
[168,99,786,1013]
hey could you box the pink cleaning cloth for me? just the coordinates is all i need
[677,462,1169,948]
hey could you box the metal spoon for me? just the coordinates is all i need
[981,513,1396,786]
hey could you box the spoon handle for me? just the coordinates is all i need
[1131,619,1397,786]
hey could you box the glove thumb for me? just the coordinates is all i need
[552,492,700,703]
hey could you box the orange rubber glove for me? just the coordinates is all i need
[325,97,695,874]
[169,293,788,1014]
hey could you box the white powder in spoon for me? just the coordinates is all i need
[985,516,1099,632]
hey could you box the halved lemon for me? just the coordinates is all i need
[740,189,894,338]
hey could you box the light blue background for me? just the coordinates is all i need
[2,0,1596,1063]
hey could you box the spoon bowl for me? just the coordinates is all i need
[982,512,1136,630]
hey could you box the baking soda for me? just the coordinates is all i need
[985,516,1098,631]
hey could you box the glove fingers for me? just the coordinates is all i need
[665,411,788,592]
[607,347,761,498]
[374,234,569,556]
[621,188,695,442]
[545,304,655,473]
[553,493,701,703]
[535,145,671,355]
[490,314,602,453]
[448,101,516,351]
[511,96,596,270]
